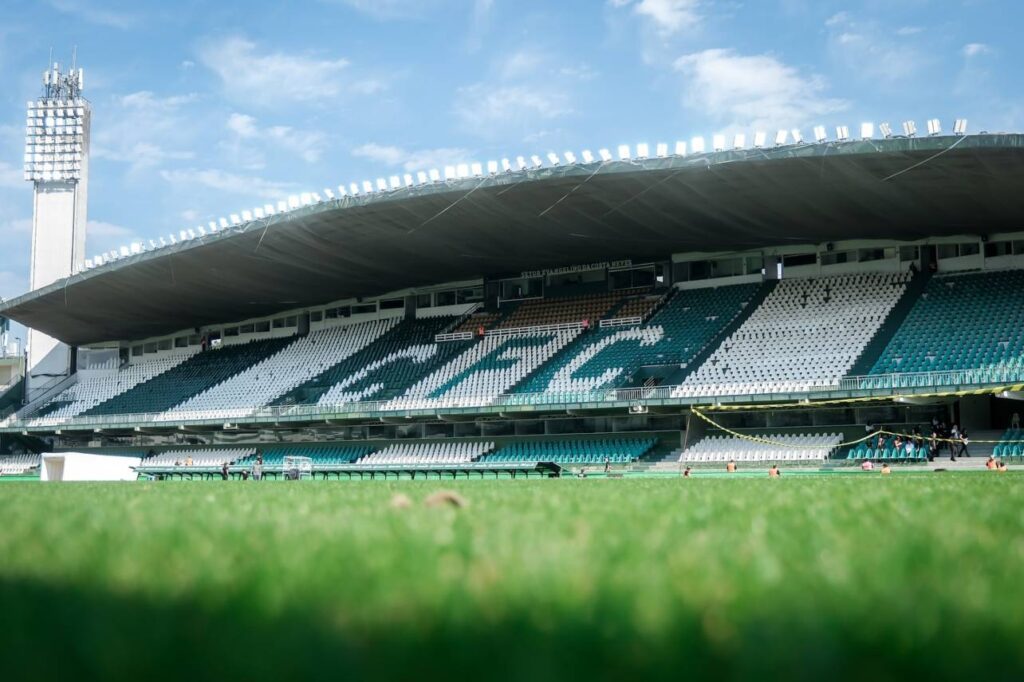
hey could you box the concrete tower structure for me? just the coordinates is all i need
[23,61,90,401]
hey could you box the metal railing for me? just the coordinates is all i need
[599,316,642,328]
[434,331,474,342]
[3,365,1022,432]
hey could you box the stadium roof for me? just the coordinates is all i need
[4,133,1024,346]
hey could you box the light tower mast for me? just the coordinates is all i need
[23,59,90,401]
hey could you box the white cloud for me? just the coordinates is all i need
[86,220,134,238]
[92,91,198,171]
[198,36,380,105]
[159,168,296,201]
[611,0,702,35]
[896,26,923,36]
[454,84,573,136]
[352,143,473,172]
[673,49,847,129]
[825,12,927,82]
[962,43,990,58]
[330,0,439,19]
[224,113,327,164]
[47,0,137,29]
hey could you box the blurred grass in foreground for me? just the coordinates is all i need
[0,475,1022,681]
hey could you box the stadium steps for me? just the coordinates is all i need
[663,281,776,386]
[847,267,932,377]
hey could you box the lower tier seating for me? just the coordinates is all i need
[870,269,1024,382]
[234,444,375,467]
[680,433,841,463]
[357,441,494,465]
[0,454,40,475]
[141,448,252,468]
[479,438,656,464]
[846,437,929,461]
[992,429,1024,459]
[675,272,910,397]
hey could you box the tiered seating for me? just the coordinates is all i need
[140,448,252,468]
[992,429,1024,460]
[680,433,841,463]
[389,329,581,409]
[82,337,293,418]
[234,444,375,467]
[675,272,910,397]
[26,352,197,426]
[869,270,1024,382]
[158,319,396,420]
[480,438,656,464]
[357,441,493,465]
[496,292,622,329]
[609,294,662,321]
[450,311,502,334]
[515,283,760,395]
[847,437,928,461]
[0,454,40,475]
[273,316,470,407]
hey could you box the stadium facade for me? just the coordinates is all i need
[2,107,1024,478]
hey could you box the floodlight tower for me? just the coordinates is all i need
[23,59,90,400]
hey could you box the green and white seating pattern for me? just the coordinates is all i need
[869,269,1024,383]
[387,330,581,410]
[480,438,656,464]
[514,283,760,396]
[675,272,910,397]
[0,454,40,475]
[26,352,198,426]
[156,318,397,421]
[680,433,841,463]
[357,441,494,465]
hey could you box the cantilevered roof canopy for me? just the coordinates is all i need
[4,134,1024,346]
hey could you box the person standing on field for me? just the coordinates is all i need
[726,459,737,473]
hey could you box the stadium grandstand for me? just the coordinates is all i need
[4,127,1024,478]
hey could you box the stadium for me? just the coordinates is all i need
[1,53,1024,681]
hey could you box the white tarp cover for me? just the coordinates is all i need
[41,452,141,482]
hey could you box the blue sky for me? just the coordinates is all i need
[0,0,1021,311]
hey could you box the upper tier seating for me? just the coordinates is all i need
[515,283,760,396]
[495,291,626,329]
[157,319,396,420]
[140,448,252,468]
[674,272,910,397]
[680,433,841,463]
[388,329,581,409]
[610,294,663,321]
[272,316,470,407]
[234,444,374,468]
[869,270,1024,383]
[26,352,197,426]
[479,438,656,464]
[0,454,40,475]
[451,311,503,334]
[81,337,294,418]
[357,441,494,465]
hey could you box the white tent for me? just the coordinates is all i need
[40,452,141,482]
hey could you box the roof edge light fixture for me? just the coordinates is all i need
[581,149,595,163]
[712,134,726,152]
[674,140,687,156]
[635,143,649,158]
[927,118,941,136]
[860,122,874,139]
[733,134,745,150]
[598,148,612,162]
[835,125,850,141]
[790,128,803,143]
[953,118,968,136]
[617,144,631,161]
[691,136,705,153]
[655,142,668,158]
[813,125,827,143]
[902,120,917,137]
[879,122,893,138]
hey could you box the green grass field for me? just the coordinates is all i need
[0,475,1022,681]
